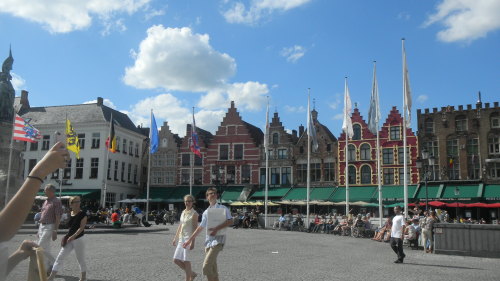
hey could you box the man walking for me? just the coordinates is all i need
[183,187,233,281]
[38,184,63,271]
[390,206,406,263]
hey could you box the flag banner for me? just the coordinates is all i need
[13,114,41,143]
[264,101,269,150]
[65,119,80,159]
[403,41,412,127]
[190,111,202,157]
[342,79,354,138]
[368,63,380,135]
[106,117,117,153]
[150,112,159,154]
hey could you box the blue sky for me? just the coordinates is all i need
[1,0,499,137]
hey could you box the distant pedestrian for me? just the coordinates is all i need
[173,195,199,281]
[183,188,233,281]
[390,206,406,263]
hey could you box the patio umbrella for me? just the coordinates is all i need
[428,201,446,207]
[351,201,369,206]
[230,202,245,206]
[445,202,467,208]
[487,203,500,208]
[464,203,489,208]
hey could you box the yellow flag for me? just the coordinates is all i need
[66,119,80,159]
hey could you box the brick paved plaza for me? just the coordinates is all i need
[6,225,500,281]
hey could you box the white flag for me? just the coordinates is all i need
[264,99,269,149]
[368,62,380,135]
[403,40,412,127]
[342,78,353,139]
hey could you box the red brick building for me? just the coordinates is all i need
[178,123,213,186]
[338,106,418,185]
[204,101,263,188]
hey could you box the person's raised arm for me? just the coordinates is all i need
[0,142,68,242]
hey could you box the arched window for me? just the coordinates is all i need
[353,124,361,140]
[272,133,279,144]
[360,144,371,160]
[348,166,356,185]
[348,144,356,161]
[361,165,372,184]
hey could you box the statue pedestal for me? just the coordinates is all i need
[0,121,23,209]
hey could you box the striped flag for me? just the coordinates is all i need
[13,114,41,143]
[190,111,201,157]
[106,116,117,153]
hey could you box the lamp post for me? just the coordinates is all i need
[454,187,460,222]
[416,148,436,211]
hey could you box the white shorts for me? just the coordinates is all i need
[173,237,191,262]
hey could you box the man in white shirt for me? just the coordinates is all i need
[390,206,406,263]
[183,187,233,281]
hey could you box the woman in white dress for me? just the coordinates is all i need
[172,194,199,281]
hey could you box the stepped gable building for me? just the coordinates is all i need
[338,106,418,186]
[19,96,147,206]
[259,111,298,186]
[205,101,263,189]
[417,98,500,183]
[150,122,181,187]
[294,109,338,187]
[178,123,213,186]
[338,107,378,185]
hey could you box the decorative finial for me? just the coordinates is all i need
[354,102,358,109]
[477,91,482,104]
[313,98,316,110]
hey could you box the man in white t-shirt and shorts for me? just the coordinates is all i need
[390,206,406,263]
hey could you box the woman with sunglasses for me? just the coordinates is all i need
[48,196,87,281]
[173,194,199,281]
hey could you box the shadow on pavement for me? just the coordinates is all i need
[403,262,483,270]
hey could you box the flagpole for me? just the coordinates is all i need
[190,107,195,196]
[4,110,17,206]
[264,96,269,229]
[306,89,311,226]
[402,38,409,218]
[146,109,153,221]
[102,113,112,208]
[344,78,350,217]
[373,61,383,227]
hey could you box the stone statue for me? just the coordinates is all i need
[0,48,15,122]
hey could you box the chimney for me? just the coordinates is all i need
[299,125,304,137]
[20,90,30,110]
[292,130,297,139]
[97,97,103,106]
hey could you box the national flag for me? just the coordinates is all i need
[449,157,454,168]
[13,114,41,143]
[368,62,380,135]
[65,119,80,159]
[190,111,201,157]
[150,112,159,154]
[106,116,117,153]
[342,78,354,139]
[307,94,318,152]
[403,40,412,127]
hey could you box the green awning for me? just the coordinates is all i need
[414,185,440,200]
[483,185,500,201]
[310,187,335,201]
[36,189,100,199]
[221,186,246,201]
[282,187,308,201]
[331,186,377,202]
[441,185,480,200]
[250,187,291,199]
[382,185,418,201]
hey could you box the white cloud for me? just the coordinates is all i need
[397,12,410,21]
[280,45,306,63]
[144,8,166,21]
[328,93,342,110]
[284,105,305,113]
[424,0,500,42]
[222,0,312,25]
[11,72,26,92]
[417,95,428,104]
[0,0,151,34]
[332,113,343,120]
[83,98,117,109]
[123,26,236,92]
[126,93,225,136]
[227,82,268,111]
[198,91,228,110]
